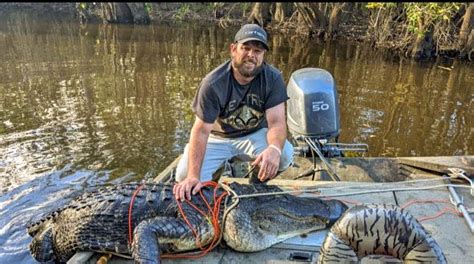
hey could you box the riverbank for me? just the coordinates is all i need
[0,3,472,61]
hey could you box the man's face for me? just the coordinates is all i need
[231,41,266,78]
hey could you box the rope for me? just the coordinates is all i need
[401,198,452,209]
[234,183,471,199]
[418,207,462,222]
[128,183,146,245]
[233,172,473,199]
[160,181,239,260]
[400,198,464,222]
[126,182,240,260]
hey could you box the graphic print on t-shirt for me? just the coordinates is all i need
[220,103,264,130]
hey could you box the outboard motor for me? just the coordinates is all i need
[286,68,368,181]
[287,68,340,141]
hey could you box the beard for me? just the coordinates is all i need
[232,58,263,78]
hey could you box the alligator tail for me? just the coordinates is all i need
[318,204,447,263]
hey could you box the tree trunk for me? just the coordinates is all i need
[299,3,314,27]
[327,3,347,39]
[467,29,474,60]
[100,3,149,24]
[411,25,434,59]
[127,3,150,24]
[458,3,473,56]
[313,3,328,30]
[273,3,285,24]
[248,3,270,26]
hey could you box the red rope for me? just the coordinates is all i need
[401,198,463,222]
[400,198,451,209]
[127,181,229,260]
[128,183,146,245]
[418,207,462,222]
[161,181,229,260]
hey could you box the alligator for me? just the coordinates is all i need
[28,182,347,263]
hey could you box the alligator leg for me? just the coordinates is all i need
[29,225,56,263]
[132,216,209,264]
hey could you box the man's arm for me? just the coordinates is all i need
[252,102,287,181]
[173,116,213,201]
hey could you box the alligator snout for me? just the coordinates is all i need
[324,199,349,226]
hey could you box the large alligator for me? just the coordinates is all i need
[28,182,348,263]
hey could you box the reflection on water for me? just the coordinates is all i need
[0,12,472,263]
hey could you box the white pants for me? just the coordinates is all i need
[175,128,294,182]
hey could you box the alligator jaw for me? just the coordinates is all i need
[223,193,348,252]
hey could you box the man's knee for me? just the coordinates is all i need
[175,152,188,182]
[174,143,228,182]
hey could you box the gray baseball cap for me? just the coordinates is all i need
[234,24,269,50]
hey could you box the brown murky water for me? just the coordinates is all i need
[0,12,472,262]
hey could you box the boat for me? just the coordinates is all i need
[68,68,473,263]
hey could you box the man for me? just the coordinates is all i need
[173,24,294,201]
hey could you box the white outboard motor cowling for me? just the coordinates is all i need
[287,68,340,140]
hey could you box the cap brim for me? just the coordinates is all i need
[237,37,269,50]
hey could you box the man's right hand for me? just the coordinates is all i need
[173,177,203,202]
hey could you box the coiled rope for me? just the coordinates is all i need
[127,181,239,260]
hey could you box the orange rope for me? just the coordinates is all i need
[128,184,146,245]
[400,198,463,222]
[161,181,229,260]
[400,199,451,209]
[418,207,462,222]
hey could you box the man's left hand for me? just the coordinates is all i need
[252,145,281,182]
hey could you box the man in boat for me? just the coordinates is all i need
[173,24,294,201]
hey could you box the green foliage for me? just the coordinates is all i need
[366,2,396,10]
[144,3,152,15]
[79,2,87,10]
[212,2,225,10]
[367,2,461,36]
[239,2,251,13]
[174,4,191,20]
[200,3,214,12]
[404,3,461,36]
[209,2,224,16]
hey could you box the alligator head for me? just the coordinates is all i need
[223,183,348,252]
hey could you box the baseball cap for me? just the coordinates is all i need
[234,24,269,50]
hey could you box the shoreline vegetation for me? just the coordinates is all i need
[1,2,473,61]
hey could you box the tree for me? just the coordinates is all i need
[458,3,473,59]
[366,3,463,59]
[328,3,347,39]
[270,3,346,39]
[248,2,271,26]
[273,3,290,25]
[100,3,150,24]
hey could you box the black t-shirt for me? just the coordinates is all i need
[192,60,289,138]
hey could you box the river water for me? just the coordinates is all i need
[0,12,472,263]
